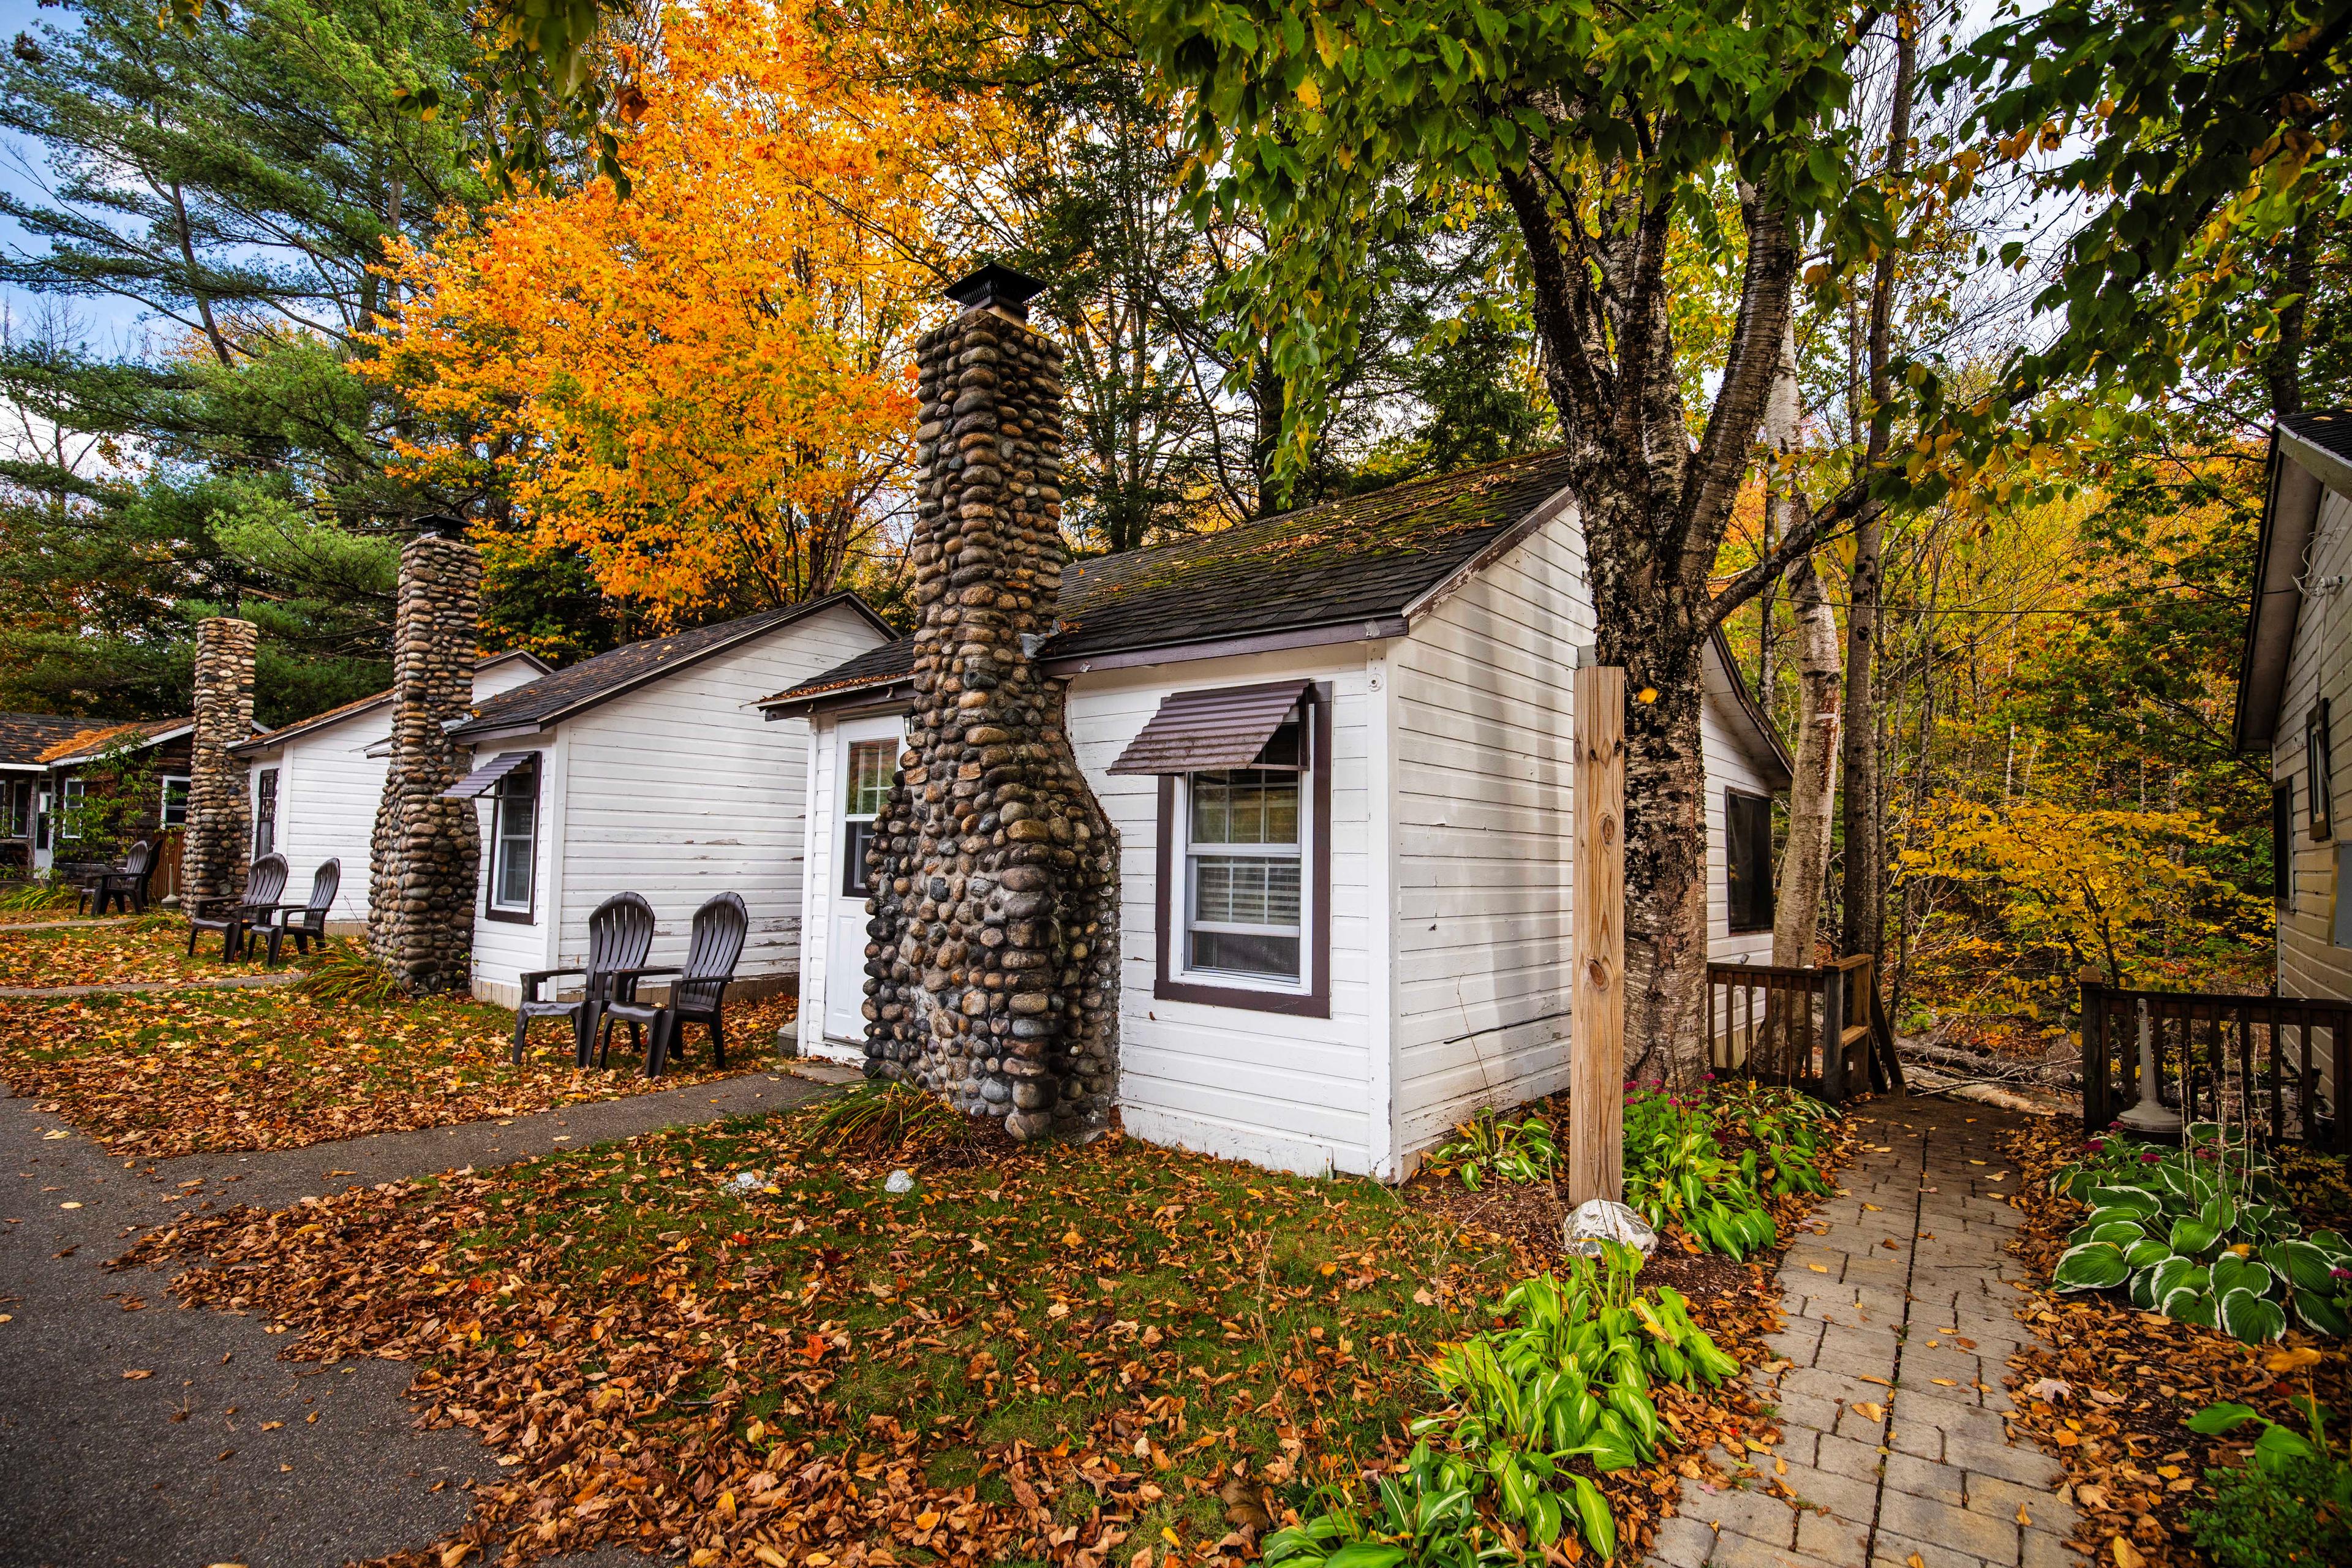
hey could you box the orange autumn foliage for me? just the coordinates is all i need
[371,0,994,625]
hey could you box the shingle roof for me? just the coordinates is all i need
[764,450,1578,707]
[36,717,194,767]
[2282,409,2352,464]
[450,592,893,741]
[233,651,550,756]
[0,713,103,767]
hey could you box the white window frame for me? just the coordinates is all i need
[487,758,540,919]
[839,735,895,898]
[159,773,192,829]
[56,777,85,841]
[1172,756,1313,997]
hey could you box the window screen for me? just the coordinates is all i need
[1184,755,1305,982]
[1725,790,1774,934]
[842,738,895,897]
[489,761,537,913]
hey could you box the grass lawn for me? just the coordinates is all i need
[0,911,276,987]
[130,1099,1792,1568]
[0,970,792,1158]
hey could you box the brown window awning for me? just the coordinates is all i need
[1107,680,1312,775]
[442,751,535,799]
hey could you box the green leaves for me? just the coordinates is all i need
[2053,1240,2131,1291]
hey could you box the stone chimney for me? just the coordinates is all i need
[368,519,482,993]
[863,264,1119,1140]
[183,616,257,902]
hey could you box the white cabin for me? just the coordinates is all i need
[232,652,552,924]
[445,594,895,1009]
[766,454,1792,1179]
[2237,410,2352,1041]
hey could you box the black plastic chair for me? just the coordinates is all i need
[186,854,288,960]
[80,840,156,916]
[598,892,750,1077]
[262,859,341,965]
[511,891,656,1067]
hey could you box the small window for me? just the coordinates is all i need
[842,739,895,897]
[1182,764,1305,981]
[0,778,26,839]
[2311,699,2334,842]
[2275,781,2294,911]
[488,759,538,916]
[1725,789,1775,934]
[254,769,278,856]
[56,777,85,841]
[159,774,191,828]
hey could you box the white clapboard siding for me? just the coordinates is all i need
[251,658,545,925]
[2272,484,2352,1078]
[1703,696,1780,970]
[467,601,888,1008]
[1065,647,1382,1178]
[1388,496,1591,1156]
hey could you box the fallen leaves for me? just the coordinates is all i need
[0,963,793,1157]
[0,917,272,989]
[1999,1120,2352,1568]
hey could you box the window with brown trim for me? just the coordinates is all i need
[1725,788,1774,934]
[485,755,540,922]
[1153,682,1331,1018]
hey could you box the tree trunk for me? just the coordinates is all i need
[2266,210,2312,417]
[1840,15,1915,967]
[1616,641,1711,1085]
[1773,554,1841,967]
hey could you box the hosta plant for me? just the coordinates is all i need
[1259,1441,1516,1568]
[2049,1125,2352,1340]
[1415,1242,1741,1558]
[1431,1106,1560,1189]
[1622,1090,1780,1259]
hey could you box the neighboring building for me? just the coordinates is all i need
[765,452,1792,1180]
[29,718,202,875]
[445,593,896,1009]
[230,652,552,924]
[0,714,102,870]
[2237,410,2352,1028]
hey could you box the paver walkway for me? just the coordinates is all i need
[0,1052,848,1567]
[1651,1096,2079,1568]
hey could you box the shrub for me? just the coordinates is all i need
[1430,1106,1559,1189]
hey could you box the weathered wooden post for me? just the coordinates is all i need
[1569,661,1626,1206]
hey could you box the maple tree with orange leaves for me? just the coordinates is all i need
[369,0,998,628]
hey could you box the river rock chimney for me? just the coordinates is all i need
[862,264,1119,1140]
[184,616,257,902]
[368,519,482,993]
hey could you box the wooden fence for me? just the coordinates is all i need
[1705,954,1903,1104]
[2079,982,2350,1154]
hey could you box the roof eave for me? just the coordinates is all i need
[2234,429,2328,753]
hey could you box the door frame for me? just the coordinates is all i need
[823,714,904,1048]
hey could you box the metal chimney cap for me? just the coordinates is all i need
[944,262,1047,320]
[413,514,469,540]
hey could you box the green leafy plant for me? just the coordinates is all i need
[52,739,160,861]
[1259,1441,1515,1568]
[2185,1353,2352,1568]
[1431,1106,1559,1189]
[1622,1090,1779,1259]
[0,876,80,914]
[2049,1125,2352,1340]
[1711,1082,1839,1200]
[1412,1242,1741,1559]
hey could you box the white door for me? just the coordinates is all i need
[825,717,905,1044]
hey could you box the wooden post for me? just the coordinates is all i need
[1570,663,1626,1206]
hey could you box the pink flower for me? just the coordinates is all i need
[2331,1267,2351,1281]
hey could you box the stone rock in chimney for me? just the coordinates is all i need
[864,264,1120,1140]
[368,520,483,993]
[184,616,257,902]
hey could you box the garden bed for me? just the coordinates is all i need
[119,1090,1830,1568]
[2000,1119,2352,1567]
[0,984,791,1158]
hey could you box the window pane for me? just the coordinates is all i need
[844,820,875,897]
[1191,777,1229,843]
[495,792,535,907]
[848,741,894,816]
[1191,930,1300,979]
[1193,769,1297,846]
[1194,855,1302,928]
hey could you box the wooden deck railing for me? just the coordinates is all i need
[2079,981,2350,1153]
[1706,955,1902,1104]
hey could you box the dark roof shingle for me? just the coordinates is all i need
[451,592,887,740]
[765,450,1577,707]
[0,713,103,767]
[2282,410,2352,464]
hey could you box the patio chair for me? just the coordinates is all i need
[597,892,750,1077]
[186,853,288,960]
[511,891,656,1068]
[80,840,156,916]
[261,859,341,966]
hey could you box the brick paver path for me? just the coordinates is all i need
[1650,1098,2079,1568]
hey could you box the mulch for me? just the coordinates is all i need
[1998,1119,2352,1568]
